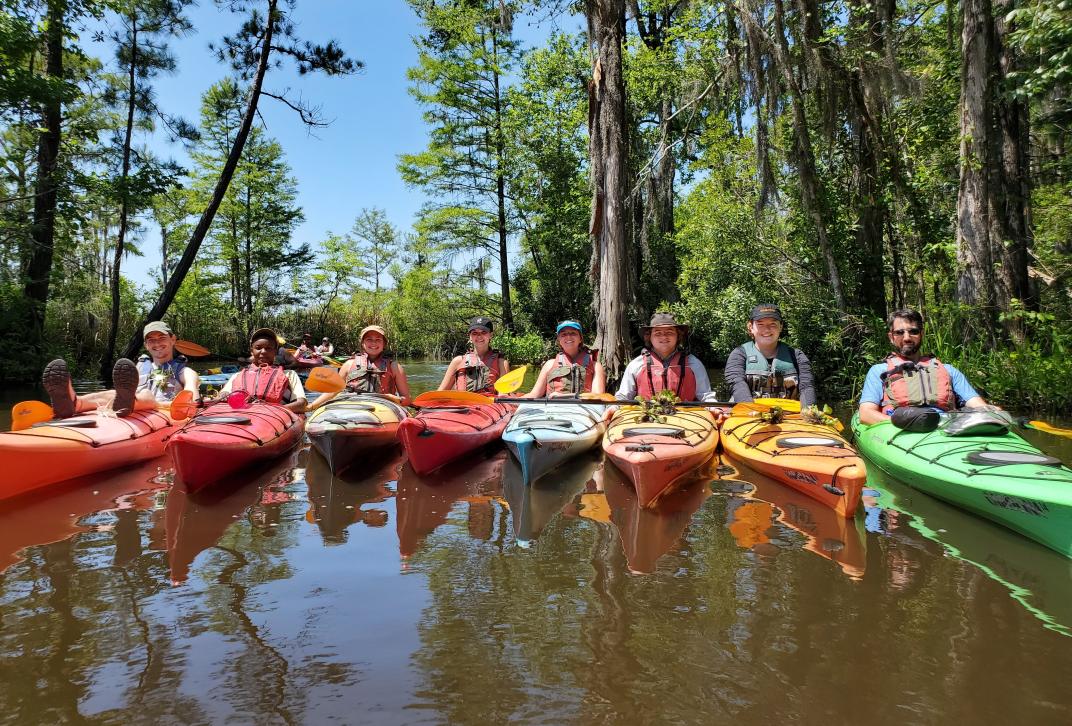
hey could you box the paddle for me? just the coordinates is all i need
[493,365,528,394]
[493,393,733,408]
[12,389,202,430]
[412,365,529,407]
[174,340,210,357]
[1018,419,1072,440]
[305,366,345,393]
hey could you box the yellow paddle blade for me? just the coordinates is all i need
[730,402,772,417]
[413,390,492,406]
[169,390,196,421]
[174,340,210,357]
[754,397,801,412]
[1027,420,1072,439]
[11,400,54,431]
[580,392,618,402]
[305,366,345,393]
[493,365,528,394]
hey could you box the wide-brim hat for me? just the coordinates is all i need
[640,311,689,339]
[360,325,388,343]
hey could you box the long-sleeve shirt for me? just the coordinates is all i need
[615,353,721,402]
[723,344,816,408]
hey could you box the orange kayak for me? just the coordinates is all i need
[602,406,718,508]
[720,408,865,518]
[0,409,177,502]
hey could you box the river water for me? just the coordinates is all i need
[1,362,1071,724]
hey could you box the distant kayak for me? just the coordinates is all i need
[0,409,177,501]
[852,413,1072,558]
[398,402,513,475]
[166,401,304,492]
[307,394,408,474]
[502,402,606,485]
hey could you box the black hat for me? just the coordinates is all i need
[749,304,783,322]
[249,327,282,349]
[640,311,689,339]
[468,316,494,333]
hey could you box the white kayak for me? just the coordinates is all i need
[502,403,607,485]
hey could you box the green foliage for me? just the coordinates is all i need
[490,331,551,366]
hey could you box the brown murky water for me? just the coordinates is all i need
[1,363,1071,724]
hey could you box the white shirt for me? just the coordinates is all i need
[615,353,719,402]
[221,367,306,403]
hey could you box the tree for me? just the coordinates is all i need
[349,207,396,295]
[310,231,363,330]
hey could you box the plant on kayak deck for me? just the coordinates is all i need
[801,405,839,429]
[636,391,681,423]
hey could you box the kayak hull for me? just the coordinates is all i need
[851,414,1072,557]
[166,402,304,493]
[502,403,606,485]
[602,407,718,508]
[0,409,177,501]
[720,413,866,517]
[307,394,407,474]
[398,402,513,475]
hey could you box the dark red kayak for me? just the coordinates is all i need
[397,402,513,475]
[166,401,305,492]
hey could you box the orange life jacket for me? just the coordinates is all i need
[880,353,955,411]
[454,350,501,394]
[344,353,397,395]
[635,350,697,401]
[546,348,597,395]
[233,365,290,404]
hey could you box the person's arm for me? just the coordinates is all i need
[793,348,816,408]
[437,357,462,391]
[181,367,202,401]
[499,358,511,374]
[392,361,412,406]
[857,366,888,424]
[858,401,888,425]
[723,346,752,403]
[688,355,714,402]
[285,370,307,413]
[524,360,554,398]
[945,364,990,409]
[615,358,641,401]
[307,390,339,410]
[591,361,607,395]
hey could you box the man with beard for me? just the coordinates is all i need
[857,308,990,425]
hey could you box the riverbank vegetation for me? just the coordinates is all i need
[1,0,1069,412]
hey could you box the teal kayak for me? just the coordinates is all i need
[851,413,1072,558]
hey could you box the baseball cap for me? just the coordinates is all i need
[468,316,494,333]
[556,320,582,335]
[143,321,173,338]
[360,325,387,342]
[749,304,783,322]
[249,327,282,348]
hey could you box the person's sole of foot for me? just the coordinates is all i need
[42,359,77,419]
[112,358,139,416]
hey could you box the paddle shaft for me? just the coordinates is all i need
[493,396,731,408]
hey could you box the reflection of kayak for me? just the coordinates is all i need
[503,403,605,485]
[166,402,305,492]
[307,394,408,474]
[720,409,865,517]
[502,451,600,545]
[602,406,718,508]
[398,402,513,475]
[0,458,168,572]
[851,414,1072,557]
[395,452,507,559]
[719,457,866,579]
[600,457,711,574]
[303,447,398,544]
[865,465,1072,636]
[0,409,177,501]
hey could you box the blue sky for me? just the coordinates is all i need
[103,0,582,289]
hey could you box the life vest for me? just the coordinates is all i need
[232,364,290,404]
[454,350,501,394]
[741,341,800,400]
[635,350,697,401]
[136,355,188,403]
[880,353,955,411]
[344,353,397,394]
[546,348,597,395]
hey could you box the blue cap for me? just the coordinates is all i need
[556,320,582,335]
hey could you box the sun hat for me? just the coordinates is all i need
[640,311,689,339]
[360,325,388,343]
[143,321,173,338]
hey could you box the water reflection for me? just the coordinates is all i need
[303,447,398,544]
[502,451,600,547]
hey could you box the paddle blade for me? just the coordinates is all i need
[169,390,196,420]
[174,340,210,357]
[305,366,345,393]
[580,392,618,402]
[413,390,492,407]
[1025,419,1072,440]
[11,401,54,431]
[754,397,801,412]
[493,365,528,394]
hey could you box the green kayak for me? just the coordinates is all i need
[851,413,1072,558]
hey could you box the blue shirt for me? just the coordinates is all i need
[859,362,980,409]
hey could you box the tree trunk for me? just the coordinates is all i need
[120,0,279,360]
[492,32,514,330]
[103,15,139,381]
[586,0,633,380]
[22,0,65,351]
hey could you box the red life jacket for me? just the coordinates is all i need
[880,353,955,411]
[344,353,397,394]
[454,350,501,394]
[233,365,290,404]
[635,350,697,401]
[546,348,597,395]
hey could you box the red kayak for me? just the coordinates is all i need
[397,402,513,475]
[166,401,305,492]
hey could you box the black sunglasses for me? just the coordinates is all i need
[891,327,921,336]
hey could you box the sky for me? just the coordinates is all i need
[95,0,582,289]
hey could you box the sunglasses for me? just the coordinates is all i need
[891,327,922,336]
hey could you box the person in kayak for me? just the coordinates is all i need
[724,304,816,407]
[316,337,335,356]
[857,308,991,425]
[215,327,308,413]
[309,325,412,408]
[294,333,322,363]
[615,312,721,404]
[524,320,606,398]
[437,316,511,394]
[42,321,200,418]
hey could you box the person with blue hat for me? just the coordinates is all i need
[724,303,815,406]
[524,320,607,398]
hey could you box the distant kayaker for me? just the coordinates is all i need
[438,316,510,394]
[857,308,991,425]
[41,321,200,418]
[215,328,308,413]
[615,312,721,405]
[295,333,321,361]
[316,337,335,356]
[309,325,412,408]
[524,320,606,398]
[723,304,816,407]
